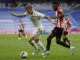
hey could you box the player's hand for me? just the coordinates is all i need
[68,24,72,27]
[52,22,57,25]
[11,12,16,16]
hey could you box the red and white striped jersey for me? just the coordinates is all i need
[55,8,64,28]
[19,22,24,30]
[64,19,71,31]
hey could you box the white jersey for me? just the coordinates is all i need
[24,10,45,29]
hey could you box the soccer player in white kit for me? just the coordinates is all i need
[11,5,55,55]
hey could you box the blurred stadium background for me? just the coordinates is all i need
[0,0,80,34]
[0,0,80,60]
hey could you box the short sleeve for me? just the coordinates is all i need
[58,8,64,14]
[35,11,46,18]
[24,12,28,16]
[68,20,71,24]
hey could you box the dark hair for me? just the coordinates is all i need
[52,1,59,6]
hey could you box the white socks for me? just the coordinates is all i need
[30,41,38,50]
[37,41,46,51]
[30,40,45,52]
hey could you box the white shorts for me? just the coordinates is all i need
[32,27,43,40]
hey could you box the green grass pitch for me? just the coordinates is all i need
[0,34,80,60]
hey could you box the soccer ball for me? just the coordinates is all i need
[20,51,28,58]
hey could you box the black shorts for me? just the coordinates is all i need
[52,27,63,37]
[19,29,24,32]
[63,31,68,36]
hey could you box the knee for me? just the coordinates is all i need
[35,40,39,43]
[47,38,49,40]
[28,39,31,43]
[47,37,50,41]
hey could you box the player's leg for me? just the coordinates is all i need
[43,27,57,56]
[63,32,66,43]
[63,31,71,46]
[30,28,43,55]
[19,32,21,38]
[56,28,70,48]
[35,29,46,52]
[18,30,22,39]
[56,29,75,55]
[46,27,58,51]
[56,35,75,55]
[46,32,55,51]
[56,36,70,48]
[42,31,56,57]
[65,37,71,46]
[32,28,46,55]
[65,32,71,46]
[35,39,46,52]
[22,30,26,37]
[28,35,39,53]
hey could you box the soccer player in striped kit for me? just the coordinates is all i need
[43,2,75,57]
[63,15,72,46]
[18,20,25,39]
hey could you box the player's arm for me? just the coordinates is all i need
[11,12,26,17]
[50,12,64,19]
[65,22,72,29]
[58,12,64,18]
[44,16,56,25]
[37,12,56,25]
[22,23,25,29]
[68,23,72,28]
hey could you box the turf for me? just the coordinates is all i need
[0,34,80,60]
